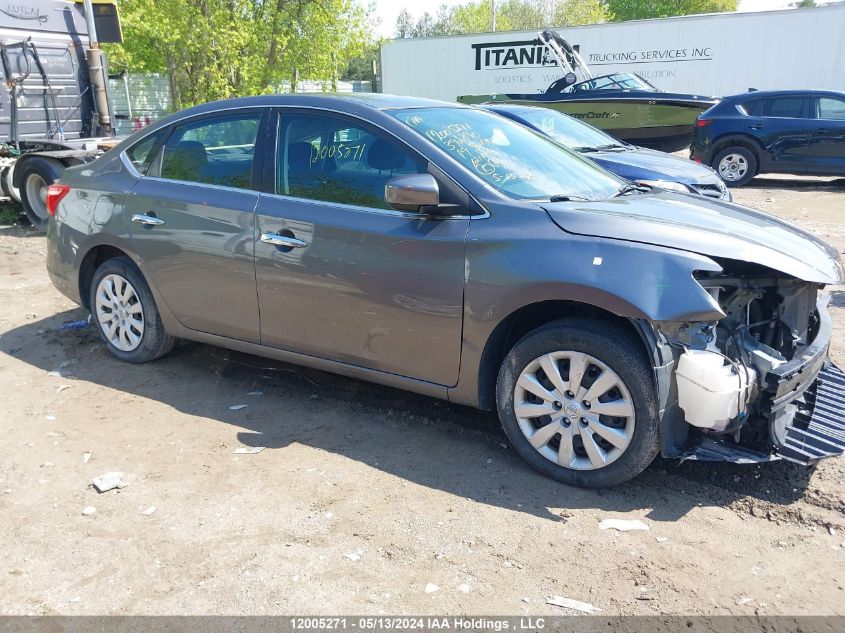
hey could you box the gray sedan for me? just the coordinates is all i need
[45,94,845,487]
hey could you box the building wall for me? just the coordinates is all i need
[381,6,845,101]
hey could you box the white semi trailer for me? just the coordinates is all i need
[381,6,845,102]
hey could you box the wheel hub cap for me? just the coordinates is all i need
[94,274,145,352]
[718,154,748,182]
[513,351,635,471]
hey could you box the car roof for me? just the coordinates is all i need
[175,92,466,118]
[482,103,572,118]
[726,89,845,101]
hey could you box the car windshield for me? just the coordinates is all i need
[565,73,656,93]
[506,108,622,150]
[389,107,623,201]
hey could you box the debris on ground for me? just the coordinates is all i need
[424,583,439,594]
[458,583,470,593]
[56,385,72,393]
[58,319,88,331]
[655,536,669,543]
[229,404,248,410]
[233,446,265,454]
[546,595,601,614]
[141,506,157,516]
[82,506,96,516]
[91,471,128,493]
[343,550,362,562]
[82,451,92,464]
[599,519,650,532]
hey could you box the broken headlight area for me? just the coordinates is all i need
[655,260,845,465]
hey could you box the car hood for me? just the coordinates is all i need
[541,191,844,285]
[586,147,718,184]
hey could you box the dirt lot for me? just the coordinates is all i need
[1,176,844,616]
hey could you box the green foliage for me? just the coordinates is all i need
[107,0,376,107]
[394,0,613,37]
[392,0,743,37]
[606,0,738,22]
[790,0,816,7]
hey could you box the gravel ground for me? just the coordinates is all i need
[0,175,843,616]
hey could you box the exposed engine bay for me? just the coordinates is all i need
[656,260,845,464]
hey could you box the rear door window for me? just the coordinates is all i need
[817,97,845,120]
[159,113,261,190]
[762,98,806,118]
[125,132,163,176]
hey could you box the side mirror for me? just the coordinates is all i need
[385,174,440,212]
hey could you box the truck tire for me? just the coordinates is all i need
[496,318,659,487]
[18,157,64,230]
[1,164,21,203]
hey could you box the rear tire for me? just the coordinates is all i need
[18,157,64,230]
[89,257,176,363]
[496,318,659,487]
[712,146,757,187]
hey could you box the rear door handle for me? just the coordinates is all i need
[749,125,764,130]
[131,213,165,226]
[261,232,307,248]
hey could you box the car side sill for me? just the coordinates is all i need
[171,327,451,402]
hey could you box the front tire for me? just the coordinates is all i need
[496,318,659,487]
[18,157,63,230]
[89,257,176,363]
[712,146,757,187]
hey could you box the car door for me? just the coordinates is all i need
[253,109,470,386]
[806,95,845,175]
[755,97,814,172]
[125,110,267,343]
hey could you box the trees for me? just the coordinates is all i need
[106,0,375,108]
[392,0,742,38]
[394,0,614,37]
[605,0,738,22]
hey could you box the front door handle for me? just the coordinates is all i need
[261,232,307,248]
[749,125,764,130]
[131,213,165,226]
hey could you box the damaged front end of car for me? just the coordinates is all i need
[651,259,845,465]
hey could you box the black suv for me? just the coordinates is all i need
[691,90,845,186]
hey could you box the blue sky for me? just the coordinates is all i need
[369,0,795,37]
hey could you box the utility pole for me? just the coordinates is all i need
[491,0,496,31]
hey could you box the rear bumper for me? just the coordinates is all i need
[45,217,82,305]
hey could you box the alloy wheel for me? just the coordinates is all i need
[95,274,145,352]
[513,351,635,471]
[717,153,748,182]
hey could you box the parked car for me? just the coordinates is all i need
[484,103,731,201]
[691,89,845,186]
[45,94,845,487]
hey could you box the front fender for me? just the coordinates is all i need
[449,206,723,407]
